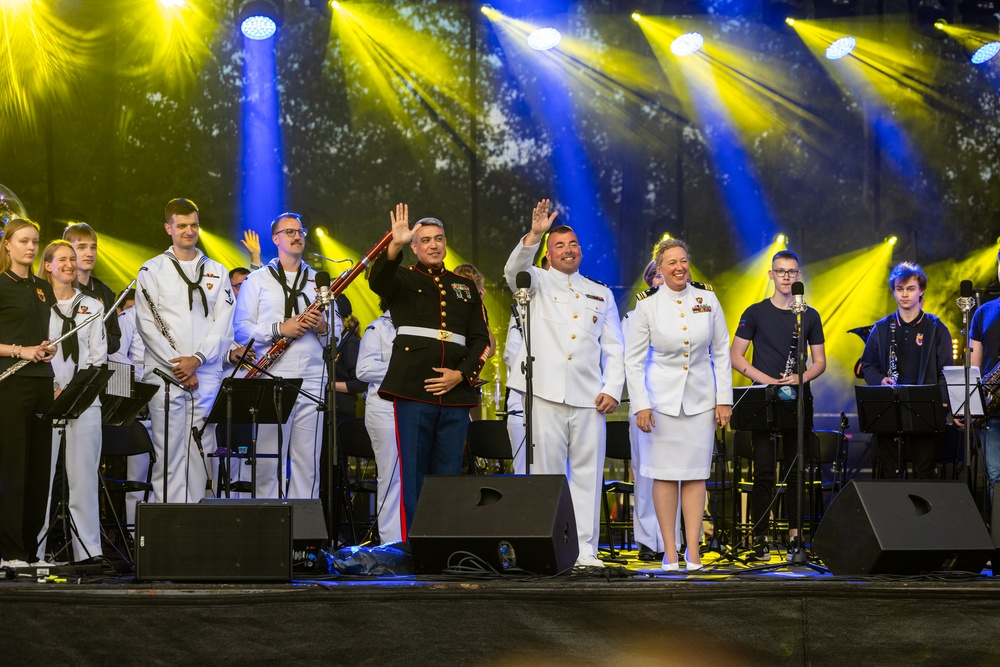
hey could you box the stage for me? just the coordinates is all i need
[3,548,998,665]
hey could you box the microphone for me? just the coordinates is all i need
[957,279,976,313]
[790,281,807,314]
[514,271,532,306]
[315,271,331,306]
[153,367,187,390]
[312,253,352,265]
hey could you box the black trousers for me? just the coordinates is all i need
[750,429,802,538]
[0,376,54,562]
[874,433,940,480]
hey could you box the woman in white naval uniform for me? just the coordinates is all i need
[37,241,107,562]
[355,308,402,544]
[625,239,732,572]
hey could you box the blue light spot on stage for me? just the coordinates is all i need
[241,15,277,41]
[239,35,284,243]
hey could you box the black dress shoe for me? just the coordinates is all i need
[637,544,657,561]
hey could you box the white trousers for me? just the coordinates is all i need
[531,396,606,559]
[252,375,324,499]
[147,369,220,503]
[37,405,102,562]
[506,390,527,474]
[125,419,154,530]
[364,395,402,544]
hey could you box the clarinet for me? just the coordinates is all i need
[887,319,899,385]
[782,329,799,378]
[140,283,179,351]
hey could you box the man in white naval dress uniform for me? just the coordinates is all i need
[504,199,625,568]
[233,212,339,499]
[136,198,235,503]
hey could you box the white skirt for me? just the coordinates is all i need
[638,407,716,481]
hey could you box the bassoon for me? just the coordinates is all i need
[244,230,393,379]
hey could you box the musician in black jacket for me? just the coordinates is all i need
[63,223,121,355]
[861,262,952,479]
[367,204,491,537]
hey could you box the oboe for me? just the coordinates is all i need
[887,319,899,385]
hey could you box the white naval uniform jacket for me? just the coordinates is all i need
[50,291,108,394]
[356,312,393,395]
[135,248,235,375]
[233,259,339,380]
[503,238,625,408]
[624,283,733,417]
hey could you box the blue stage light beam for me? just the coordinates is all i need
[238,33,284,243]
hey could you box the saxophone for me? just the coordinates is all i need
[976,363,1000,426]
[244,230,393,379]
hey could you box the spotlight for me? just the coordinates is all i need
[660,232,673,242]
[971,41,1000,64]
[885,235,899,245]
[775,234,788,244]
[481,4,495,16]
[763,1,805,34]
[527,27,561,51]
[670,32,704,57]
[315,226,329,238]
[631,12,642,22]
[235,0,283,41]
[825,36,857,60]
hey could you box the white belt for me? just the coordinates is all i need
[397,326,466,346]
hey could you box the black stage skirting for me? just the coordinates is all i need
[3,573,1000,665]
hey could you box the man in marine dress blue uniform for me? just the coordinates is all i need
[367,204,491,539]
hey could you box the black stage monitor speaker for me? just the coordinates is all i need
[812,480,993,575]
[200,498,328,548]
[409,475,579,575]
[136,503,292,582]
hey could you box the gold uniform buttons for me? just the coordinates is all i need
[683,365,688,371]
[573,314,578,319]
[568,356,573,360]
[441,301,446,306]
[571,334,576,340]
[405,347,410,351]
[679,312,685,318]
[676,300,682,305]
[441,312,447,317]
[682,326,688,331]
[684,340,689,345]
[683,353,689,358]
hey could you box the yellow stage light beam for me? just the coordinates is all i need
[92,235,161,293]
[0,0,99,132]
[329,1,478,157]
[934,21,1000,65]
[923,245,1000,337]
[199,229,255,274]
[482,8,682,150]
[117,0,216,93]
[636,15,832,145]
[808,243,895,390]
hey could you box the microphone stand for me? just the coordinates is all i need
[322,299,341,549]
[959,296,975,491]
[790,297,808,567]
[514,291,534,473]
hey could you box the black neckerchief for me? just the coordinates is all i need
[268,261,311,319]
[51,293,85,363]
[167,254,208,316]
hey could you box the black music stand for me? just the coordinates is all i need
[855,384,947,479]
[102,381,159,426]
[204,377,302,498]
[722,385,802,563]
[41,367,114,562]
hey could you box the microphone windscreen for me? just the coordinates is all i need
[791,281,805,296]
[960,280,973,298]
[516,271,532,290]
[315,271,331,289]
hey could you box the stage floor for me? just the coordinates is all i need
[2,547,999,665]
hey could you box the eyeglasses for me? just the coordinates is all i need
[772,269,800,278]
[275,228,308,238]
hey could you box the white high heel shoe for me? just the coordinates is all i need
[685,551,704,572]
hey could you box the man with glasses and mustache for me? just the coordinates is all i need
[730,250,826,562]
[136,198,236,503]
[233,213,339,499]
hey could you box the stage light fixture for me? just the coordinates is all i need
[481,5,495,16]
[527,27,562,51]
[235,0,283,41]
[660,232,673,242]
[631,12,642,22]
[885,235,899,245]
[763,1,805,34]
[971,40,1000,63]
[670,32,704,57]
[825,36,857,60]
[775,234,788,244]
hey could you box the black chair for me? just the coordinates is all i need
[601,420,634,561]
[337,418,379,544]
[805,430,847,531]
[466,419,516,474]
[100,421,156,562]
